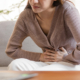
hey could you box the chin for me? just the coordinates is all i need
[33,11,40,13]
[32,9,42,13]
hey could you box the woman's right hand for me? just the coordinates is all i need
[39,47,68,62]
[39,49,55,62]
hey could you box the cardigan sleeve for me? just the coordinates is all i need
[63,6,80,64]
[5,12,41,61]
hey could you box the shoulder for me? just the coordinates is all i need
[57,0,79,16]
[59,0,76,11]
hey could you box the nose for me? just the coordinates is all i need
[32,0,38,3]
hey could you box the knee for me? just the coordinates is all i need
[8,58,21,71]
[8,58,30,71]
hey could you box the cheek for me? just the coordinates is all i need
[41,0,53,9]
[40,1,48,9]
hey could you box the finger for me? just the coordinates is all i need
[49,58,57,62]
[44,56,57,62]
[45,56,55,59]
[46,49,53,53]
[45,52,57,57]
[45,59,56,62]
[45,53,62,61]
[49,60,56,62]
[46,49,56,53]
[59,47,67,52]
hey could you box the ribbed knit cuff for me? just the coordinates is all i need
[17,48,42,61]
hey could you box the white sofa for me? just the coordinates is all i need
[0,21,42,70]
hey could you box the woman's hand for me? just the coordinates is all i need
[39,48,55,62]
[39,47,68,62]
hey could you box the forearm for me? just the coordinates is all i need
[63,6,80,64]
[6,48,42,61]
[62,43,80,64]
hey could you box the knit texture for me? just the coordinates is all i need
[5,1,80,64]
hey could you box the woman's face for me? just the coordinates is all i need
[29,0,56,13]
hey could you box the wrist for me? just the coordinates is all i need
[39,53,42,61]
[62,53,68,60]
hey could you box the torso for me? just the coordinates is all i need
[40,21,52,36]
[35,7,56,36]
[36,15,53,36]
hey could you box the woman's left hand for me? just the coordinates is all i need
[45,47,68,62]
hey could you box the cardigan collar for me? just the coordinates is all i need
[32,5,66,51]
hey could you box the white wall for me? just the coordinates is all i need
[74,0,80,13]
[0,0,28,21]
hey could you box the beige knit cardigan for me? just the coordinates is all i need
[5,1,80,64]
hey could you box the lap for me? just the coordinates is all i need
[35,61,80,71]
[10,58,48,66]
[8,58,80,71]
[8,58,48,71]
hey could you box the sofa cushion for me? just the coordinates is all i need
[0,21,15,66]
[0,21,42,67]
[0,67,8,70]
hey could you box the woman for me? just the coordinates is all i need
[5,0,80,71]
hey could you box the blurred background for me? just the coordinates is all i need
[0,0,80,21]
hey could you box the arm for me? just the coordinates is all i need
[5,12,41,61]
[63,6,80,64]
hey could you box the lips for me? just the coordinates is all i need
[33,6,40,8]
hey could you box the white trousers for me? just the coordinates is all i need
[8,58,80,71]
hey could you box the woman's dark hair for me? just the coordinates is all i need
[25,0,74,9]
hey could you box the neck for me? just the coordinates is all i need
[36,7,56,21]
